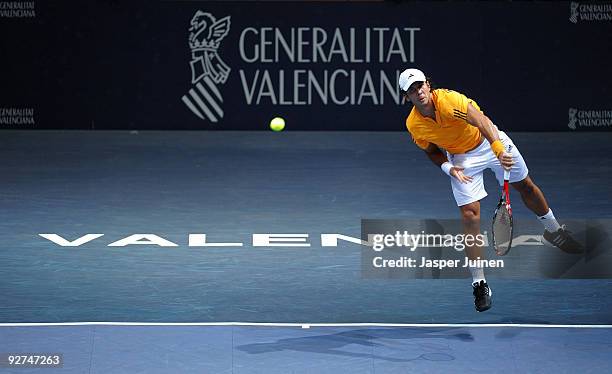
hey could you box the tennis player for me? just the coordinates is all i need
[399,68,580,312]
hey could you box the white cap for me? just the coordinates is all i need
[398,68,426,92]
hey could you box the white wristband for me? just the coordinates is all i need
[441,162,453,176]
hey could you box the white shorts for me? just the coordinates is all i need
[447,131,529,207]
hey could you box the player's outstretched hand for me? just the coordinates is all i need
[498,151,514,171]
[450,166,473,184]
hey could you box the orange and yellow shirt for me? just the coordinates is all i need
[406,89,482,154]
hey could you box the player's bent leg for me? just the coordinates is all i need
[460,202,484,261]
[459,201,492,312]
[511,175,549,216]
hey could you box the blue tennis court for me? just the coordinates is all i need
[1,131,611,372]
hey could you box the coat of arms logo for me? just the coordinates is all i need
[181,11,231,123]
[568,108,578,130]
[569,2,580,23]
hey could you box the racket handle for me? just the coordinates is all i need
[503,169,510,181]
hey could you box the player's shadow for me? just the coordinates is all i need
[484,317,553,339]
[235,327,472,362]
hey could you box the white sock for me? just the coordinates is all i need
[538,209,561,232]
[469,266,485,285]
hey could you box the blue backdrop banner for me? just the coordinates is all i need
[1,1,611,131]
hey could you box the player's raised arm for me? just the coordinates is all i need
[466,103,514,170]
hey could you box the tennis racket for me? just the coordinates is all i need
[492,169,513,256]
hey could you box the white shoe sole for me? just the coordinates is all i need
[540,235,557,248]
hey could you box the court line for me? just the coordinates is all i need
[1,322,611,328]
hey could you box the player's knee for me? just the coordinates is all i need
[515,179,538,196]
[460,205,480,225]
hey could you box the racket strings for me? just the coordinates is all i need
[493,205,512,252]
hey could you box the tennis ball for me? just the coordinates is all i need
[270,117,285,131]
